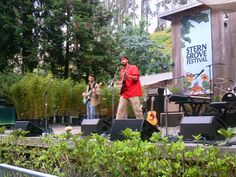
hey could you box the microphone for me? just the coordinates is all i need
[215,63,225,65]
[206,63,225,67]
[115,66,121,73]
[194,69,204,79]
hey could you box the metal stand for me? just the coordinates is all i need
[162,75,186,137]
[206,63,225,102]
[164,80,169,136]
[109,67,120,120]
[44,79,53,135]
[44,90,49,133]
[206,64,213,101]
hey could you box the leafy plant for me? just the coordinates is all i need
[0,126,6,134]
[11,73,54,119]
[218,127,235,144]
[1,130,236,176]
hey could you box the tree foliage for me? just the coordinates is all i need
[114,19,172,74]
[0,0,37,72]
[0,0,172,82]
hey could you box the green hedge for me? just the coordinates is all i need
[0,130,236,177]
[10,73,126,119]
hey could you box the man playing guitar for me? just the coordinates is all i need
[82,74,100,119]
[116,56,143,119]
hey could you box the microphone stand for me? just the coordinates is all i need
[205,63,225,102]
[109,67,120,120]
[44,79,53,135]
[205,64,213,101]
[163,79,169,136]
[163,75,186,137]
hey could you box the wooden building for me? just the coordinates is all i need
[159,1,236,100]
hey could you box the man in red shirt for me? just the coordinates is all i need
[116,56,144,119]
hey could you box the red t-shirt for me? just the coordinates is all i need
[120,64,142,98]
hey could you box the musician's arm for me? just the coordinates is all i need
[126,74,138,81]
[94,84,100,97]
[125,65,139,81]
[82,85,89,97]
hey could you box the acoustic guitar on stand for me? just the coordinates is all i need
[146,96,158,126]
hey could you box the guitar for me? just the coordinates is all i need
[120,67,128,95]
[83,82,102,104]
[146,96,158,126]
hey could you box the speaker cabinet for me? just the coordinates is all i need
[180,116,226,141]
[14,121,44,136]
[81,119,111,136]
[110,119,159,141]
[225,112,236,127]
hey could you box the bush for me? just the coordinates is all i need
[11,73,54,119]
[10,73,142,120]
[1,130,236,177]
[0,72,22,105]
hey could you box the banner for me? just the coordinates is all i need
[181,9,212,95]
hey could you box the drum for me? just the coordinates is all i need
[232,85,236,94]
[222,92,236,102]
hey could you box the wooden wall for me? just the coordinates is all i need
[168,6,236,98]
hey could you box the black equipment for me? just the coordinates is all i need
[180,116,226,141]
[169,95,211,116]
[210,92,236,127]
[210,106,236,127]
[0,107,16,126]
[110,119,159,141]
[160,112,183,127]
[222,92,236,102]
[210,101,236,112]
[14,121,44,136]
[81,118,111,136]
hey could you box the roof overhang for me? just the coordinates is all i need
[198,0,236,12]
[140,72,173,86]
[158,1,204,21]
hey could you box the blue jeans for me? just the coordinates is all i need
[86,101,96,119]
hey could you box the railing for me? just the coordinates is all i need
[0,164,58,177]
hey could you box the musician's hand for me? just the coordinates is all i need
[116,81,121,86]
[123,73,128,79]
[125,74,138,81]
[82,92,86,97]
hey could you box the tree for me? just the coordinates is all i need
[114,18,171,75]
[0,0,39,72]
[36,0,115,80]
